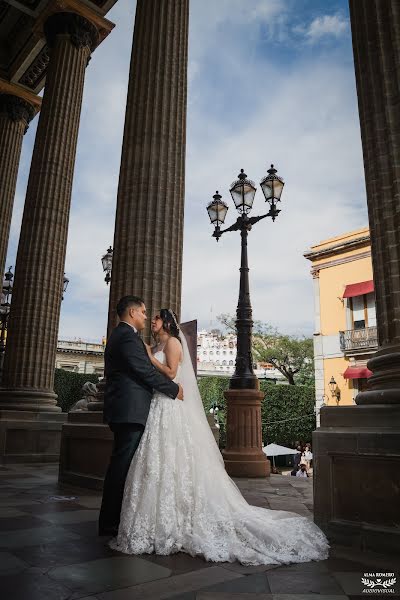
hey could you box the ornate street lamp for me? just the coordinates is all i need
[206,165,284,477]
[88,245,114,413]
[0,266,14,378]
[62,273,69,301]
[206,165,284,389]
[260,164,284,221]
[328,376,341,404]
[101,246,113,285]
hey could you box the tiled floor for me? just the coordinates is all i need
[0,463,398,600]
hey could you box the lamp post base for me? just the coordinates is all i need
[222,388,270,478]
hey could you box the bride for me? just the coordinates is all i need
[110,308,329,565]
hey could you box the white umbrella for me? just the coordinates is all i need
[262,443,300,468]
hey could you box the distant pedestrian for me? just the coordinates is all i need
[304,450,312,470]
[302,444,313,470]
[296,464,309,478]
[293,445,302,468]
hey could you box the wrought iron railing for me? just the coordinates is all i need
[339,326,378,352]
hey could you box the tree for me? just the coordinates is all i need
[210,328,223,338]
[253,333,314,385]
[217,313,264,334]
[217,313,314,386]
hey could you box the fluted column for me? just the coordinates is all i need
[349,0,400,404]
[108,0,189,340]
[0,94,35,280]
[0,13,99,412]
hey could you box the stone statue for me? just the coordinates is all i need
[70,381,98,411]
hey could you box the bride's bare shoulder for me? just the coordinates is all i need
[165,336,181,351]
[165,336,183,360]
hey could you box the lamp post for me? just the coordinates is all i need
[62,273,69,301]
[87,245,114,412]
[328,376,341,404]
[101,246,113,285]
[206,165,284,477]
[0,267,13,381]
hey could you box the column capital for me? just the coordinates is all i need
[0,94,36,133]
[44,12,100,52]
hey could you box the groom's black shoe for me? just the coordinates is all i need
[98,526,118,537]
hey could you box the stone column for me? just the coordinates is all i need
[312,2,400,555]
[0,13,99,412]
[108,0,189,340]
[0,93,35,280]
[349,0,400,405]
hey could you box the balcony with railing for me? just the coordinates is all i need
[339,326,378,354]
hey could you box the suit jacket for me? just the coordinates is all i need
[103,322,179,425]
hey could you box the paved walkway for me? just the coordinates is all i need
[0,463,398,600]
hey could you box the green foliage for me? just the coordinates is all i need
[54,369,99,412]
[253,334,314,385]
[260,382,315,446]
[198,376,315,448]
[217,312,314,385]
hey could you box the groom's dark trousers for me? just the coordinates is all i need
[99,321,179,534]
[98,423,144,533]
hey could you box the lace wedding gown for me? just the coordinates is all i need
[110,342,329,565]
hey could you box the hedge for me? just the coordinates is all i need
[198,376,315,448]
[55,369,99,412]
[55,370,316,448]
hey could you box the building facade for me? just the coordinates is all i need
[55,340,105,375]
[196,329,282,381]
[304,227,376,419]
[197,330,236,375]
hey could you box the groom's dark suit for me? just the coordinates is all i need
[99,321,179,534]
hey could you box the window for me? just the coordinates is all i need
[229,360,234,366]
[351,293,376,329]
[61,365,77,372]
[352,295,365,329]
[366,292,376,327]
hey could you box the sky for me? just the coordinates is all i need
[7,0,368,342]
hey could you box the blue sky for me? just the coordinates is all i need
[8,0,368,341]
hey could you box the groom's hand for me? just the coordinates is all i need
[177,384,184,401]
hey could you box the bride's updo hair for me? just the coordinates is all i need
[159,308,181,343]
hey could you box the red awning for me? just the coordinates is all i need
[343,366,372,379]
[343,280,374,298]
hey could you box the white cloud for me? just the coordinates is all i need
[296,14,349,43]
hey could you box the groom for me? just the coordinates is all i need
[99,295,184,536]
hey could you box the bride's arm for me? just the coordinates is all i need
[149,337,182,379]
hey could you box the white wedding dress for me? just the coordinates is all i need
[110,335,329,565]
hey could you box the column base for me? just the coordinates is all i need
[357,348,400,404]
[313,404,400,555]
[223,388,270,478]
[0,388,60,412]
[0,410,66,464]
[58,410,112,490]
[222,451,271,478]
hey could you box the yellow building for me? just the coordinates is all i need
[304,227,376,420]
